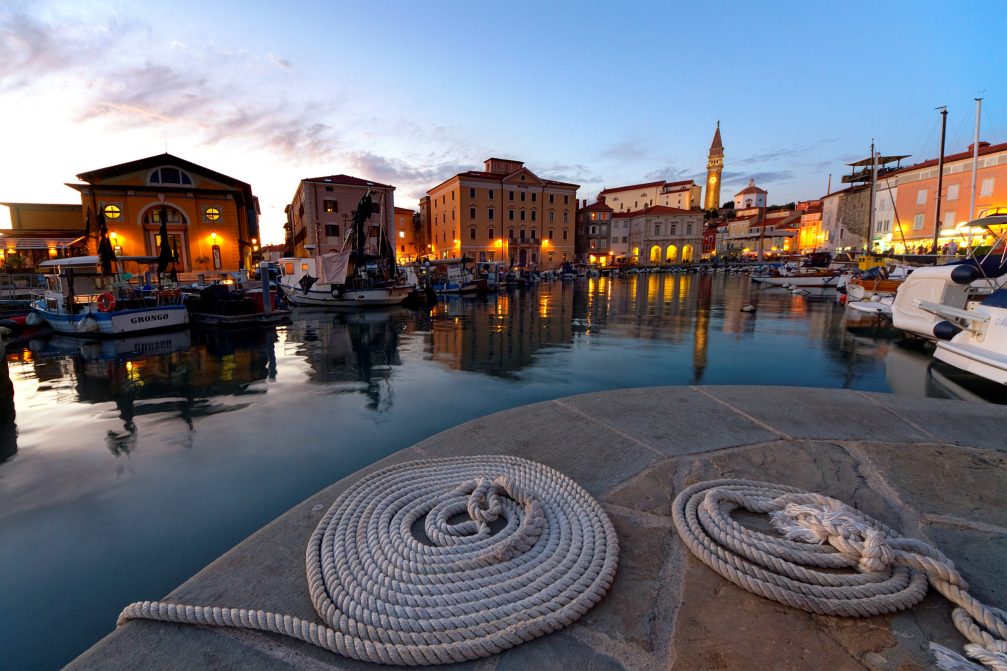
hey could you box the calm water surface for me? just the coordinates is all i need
[0,274,1001,668]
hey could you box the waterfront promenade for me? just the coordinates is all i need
[68,386,1006,670]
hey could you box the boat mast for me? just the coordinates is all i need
[968,97,983,220]
[867,141,878,252]
[932,106,947,254]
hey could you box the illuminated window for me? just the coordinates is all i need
[323,200,337,213]
[204,207,221,221]
[102,204,122,219]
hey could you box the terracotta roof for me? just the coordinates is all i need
[736,184,767,195]
[598,180,665,195]
[304,174,394,189]
[889,140,1007,176]
[613,205,697,218]
[581,200,614,212]
[431,170,578,192]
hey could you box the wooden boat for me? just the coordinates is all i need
[30,256,188,337]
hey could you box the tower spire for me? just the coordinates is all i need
[705,122,724,210]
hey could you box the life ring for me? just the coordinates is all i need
[96,292,116,312]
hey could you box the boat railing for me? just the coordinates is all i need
[1,272,45,305]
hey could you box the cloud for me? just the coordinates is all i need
[0,10,110,91]
[268,53,292,70]
[643,166,700,181]
[599,139,652,160]
[721,170,794,186]
[535,163,602,184]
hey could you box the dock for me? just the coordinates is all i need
[67,386,1007,670]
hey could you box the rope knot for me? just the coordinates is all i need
[770,502,893,573]
[466,477,505,524]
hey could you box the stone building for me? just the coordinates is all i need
[284,174,396,257]
[423,158,578,269]
[598,179,702,214]
[821,185,871,252]
[612,206,703,264]
[576,197,614,264]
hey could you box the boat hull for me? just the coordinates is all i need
[190,310,292,327]
[32,303,189,336]
[753,275,839,287]
[280,283,411,309]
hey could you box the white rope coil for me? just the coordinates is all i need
[672,479,1007,671]
[118,456,619,666]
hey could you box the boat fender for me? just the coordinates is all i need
[96,292,116,312]
[0,326,10,339]
[25,312,43,326]
[740,305,756,313]
[933,320,962,341]
[76,317,100,334]
[950,264,981,286]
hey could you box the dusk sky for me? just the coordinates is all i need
[2,0,1005,244]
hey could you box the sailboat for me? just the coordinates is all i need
[278,191,412,309]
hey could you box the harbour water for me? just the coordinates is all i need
[1,273,1003,669]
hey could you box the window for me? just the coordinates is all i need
[549,194,555,204]
[686,224,692,235]
[531,230,537,240]
[531,252,537,263]
[451,191,455,201]
[325,186,333,192]
[946,184,959,200]
[562,212,569,224]
[451,209,455,220]
[982,178,994,196]
[519,229,526,241]
[470,207,476,219]
[654,224,661,236]
[531,193,537,202]
[323,200,337,213]
[913,214,925,230]
[371,203,381,214]
[548,229,553,240]
[509,228,515,240]
[670,224,677,235]
[509,191,514,201]
[102,204,122,219]
[564,196,569,204]
[488,190,494,199]
[944,211,956,229]
[520,211,526,221]
[590,225,597,235]
[562,229,568,240]
[470,228,476,240]
[520,192,526,202]
[149,167,193,185]
[488,208,495,220]
[509,210,515,221]
[325,224,340,237]
[469,188,476,198]
[531,211,536,221]
[549,211,555,222]
[916,189,928,205]
[480,251,487,261]
[489,229,494,239]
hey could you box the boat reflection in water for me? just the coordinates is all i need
[0,353,17,463]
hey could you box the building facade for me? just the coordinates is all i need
[393,207,421,263]
[0,202,87,267]
[598,179,702,213]
[285,174,395,257]
[611,206,703,264]
[704,122,724,210]
[64,153,259,272]
[576,197,614,264]
[820,184,871,253]
[874,140,1007,253]
[423,158,578,269]
[734,179,767,209]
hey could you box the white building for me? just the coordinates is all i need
[734,179,767,210]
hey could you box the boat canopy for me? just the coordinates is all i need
[38,255,161,268]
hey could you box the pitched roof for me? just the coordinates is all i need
[581,200,613,212]
[888,140,1007,176]
[598,180,665,195]
[77,153,251,191]
[430,169,579,193]
[613,205,696,218]
[736,184,767,195]
[304,174,394,189]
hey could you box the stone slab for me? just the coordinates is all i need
[68,386,1007,671]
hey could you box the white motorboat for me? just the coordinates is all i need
[279,255,412,308]
[30,256,188,337]
[752,272,840,288]
[925,288,1007,385]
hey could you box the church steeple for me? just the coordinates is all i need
[704,121,724,210]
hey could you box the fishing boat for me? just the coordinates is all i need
[426,258,485,295]
[30,256,188,336]
[752,270,841,288]
[278,190,412,309]
[184,283,290,327]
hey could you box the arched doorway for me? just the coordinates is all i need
[665,244,678,262]
[682,244,694,262]
[141,205,190,270]
[632,246,640,264]
[649,245,662,262]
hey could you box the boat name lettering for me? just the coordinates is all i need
[129,313,171,324]
[995,317,1007,328]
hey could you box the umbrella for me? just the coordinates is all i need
[96,211,116,275]
[83,208,93,240]
[156,207,173,275]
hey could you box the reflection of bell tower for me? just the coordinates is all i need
[704,121,724,210]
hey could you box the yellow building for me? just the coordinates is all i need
[704,122,724,210]
[423,158,578,269]
[66,153,260,273]
[394,207,420,263]
[0,202,87,267]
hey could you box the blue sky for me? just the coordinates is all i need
[2,0,1005,243]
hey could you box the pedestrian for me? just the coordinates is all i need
[948,240,958,256]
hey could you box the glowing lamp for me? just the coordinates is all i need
[211,231,218,242]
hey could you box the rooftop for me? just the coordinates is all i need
[304,174,394,189]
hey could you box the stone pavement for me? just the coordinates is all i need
[67,386,1007,670]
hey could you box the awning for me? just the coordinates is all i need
[1,236,84,250]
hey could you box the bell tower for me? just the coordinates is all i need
[704,121,724,211]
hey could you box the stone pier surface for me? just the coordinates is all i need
[68,386,1007,671]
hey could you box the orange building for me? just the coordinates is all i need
[878,140,1007,252]
[394,207,420,263]
[0,202,87,267]
[423,158,578,269]
[66,153,260,273]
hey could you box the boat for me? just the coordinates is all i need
[845,264,915,300]
[184,283,290,327]
[925,288,1007,384]
[426,258,485,295]
[278,191,412,309]
[752,271,841,288]
[30,256,188,336]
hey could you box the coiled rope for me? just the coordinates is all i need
[672,479,1007,671]
[118,456,619,666]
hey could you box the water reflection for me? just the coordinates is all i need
[0,353,17,463]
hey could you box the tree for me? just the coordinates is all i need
[195,254,211,271]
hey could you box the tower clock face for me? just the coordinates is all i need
[710,176,717,184]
